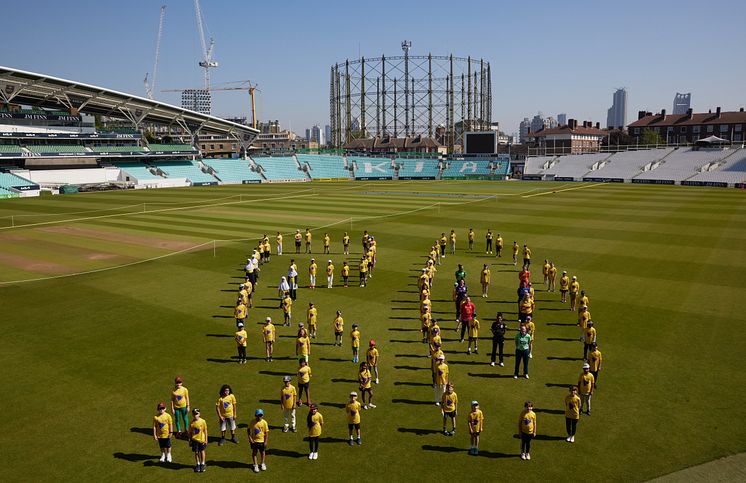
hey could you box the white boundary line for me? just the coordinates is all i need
[521,182,606,198]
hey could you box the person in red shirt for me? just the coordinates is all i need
[458,296,476,343]
[519,267,531,287]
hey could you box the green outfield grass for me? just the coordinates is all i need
[2,180,745,482]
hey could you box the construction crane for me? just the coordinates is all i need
[162,80,260,129]
[194,0,218,90]
[144,5,167,100]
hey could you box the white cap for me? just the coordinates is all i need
[328,259,332,263]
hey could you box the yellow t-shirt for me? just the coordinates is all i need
[308,413,324,437]
[439,236,447,246]
[570,281,580,294]
[512,243,519,254]
[296,337,310,356]
[359,260,368,273]
[216,394,237,418]
[523,247,531,259]
[309,263,317,275]
[351,329,361,348]
[519,410,536,435]
[281,385,297,409]
[153,412,172,438]
[588,349,603,371]
[366,347,379,366]
[235,304,247,319]
[243,281,253,294]
[342,265,350,276]
[282,297,293,314]
[450,232,456,242]
[543,262,551,276]
[263,323,276,342]
[248,418,269,443]
[305,232,312,243]
[359,368,372,389]
[565,394,581,419]
[421,312,432,330]
[578,372,595,394]
[235,329,248,347]
[579,310,591,328]
[307,307,317,326]
[172,387,189,408]
[468,409,484,433]
[189,418,207,443]
[486,232,493,241]
[549,266,557,278]
[468,230,475,241]
[481,268,491,283]
[327,264,335,275]
[560,276,570,290]
[579,295,590,309]
[346,401,362,424]
[441,391,458,412]
[324,235,330,247]
[343,235,350,245]
[496,236,503,248]
[524,320,535,337]
[276,234,283,244]
[239,289,249,305]
[295,233,302,242]
[431,350,444,371]
[298,365,312,384]
[334,316,344,333]
[584,326,596,343]
[468,319,480,338]
[434,362,449,385]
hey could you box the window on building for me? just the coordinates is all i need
[707,125,714,133]
[719,125,729,133]
[680,126,687,133]
[633,127,640,134]
[692,126,700,133]
[219,144,224,149]
[210,144,215,149]
[735,124,742,132]
[734,133,743,142]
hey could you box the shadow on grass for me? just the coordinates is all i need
[113,451,152,462]
[331,378,358,383]
[319,357,349,363]
[389,339,420,344]
[450,360,489,366]
[206,459,253,469]
[255,305,277,310]
[547,356,583,361]
[212,315,234,319]
[534,408,565,415]
[206,333,232,338]
[268,448,306,458]
[259,370,291,376]
[398,427,441,436]
[114,452,195,470]
[547,337,577,342]
[393,365,425,371]
[389,316,414,320]
[392,398,433,405]
[542,307,572,312]
[545,383,569,388]
[318,436,349,444]
[511,433,566,441]
[313,342,336,347]
[421,444,461,453]
[394,381,432,387]
[388,328,420,332]
[129,427,152,436]
[467,372,517,379]
[319,401,346,409]
[396,290,419,294]
[546,322,577,326]
[394,354,427,359]
[390,299,417,304]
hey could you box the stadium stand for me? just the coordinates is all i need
[0,186,17,198]
[633,148,731,183]
[523,156,558,176]
[348,156,395,179]
[152,160,218,185]
[252,156,307,181]
[538,153,611,180]
[90,145,144,153]
[0,171,37,189]
[147,143,197,153]
[115,162,163,180]
[297,154,349,179]
[395,158,441,179]
[683,148,746,186]
[0,144,23,155]
[585,148,673,181]
[26,144,89,154]
[493,160,511,177]
[441,159,492,178]
[201,158,263,184]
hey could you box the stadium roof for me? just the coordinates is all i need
[0,65,258,144]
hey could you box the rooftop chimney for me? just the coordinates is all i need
[716,106,721,118]
[595,122,600,129]
[740,107,744,112]
[638,110,647,120]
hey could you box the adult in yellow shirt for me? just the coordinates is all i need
[280,376,297,432]
[235,322,248,364]
[578,363,595,415]
[351,324,361,363]
[306,302,318,339]
[171,376,190,439]
[542,260,551,286]
[559,271,570,303]
[449,229,456,255]
[569,276,580,311]
[564,385,581,442]
[333,310,344,346]
[326,260,334,288]
[188,408,207,472]
[358,257,368,287]
[294,230,302,254]
[480,264,491,298]
[342,232,351,255]
[304,228,312,253]
[263,317,276,362]
[440,383,458,435]
[433,355,449,405]
[548,262,557,292]
[518,401,536,460]
[306,404,324,460]
[583,321,597,361]
[358,361,375,409]
[588,342,603,387]
[366,340,380,384]
[439,232,447,258]
[467,228,475,251]
[281,293,293,327]
[512,241,520,266]
[468,401,484,455]
[276,232,283,256]
[522,244,532,267]
[153,402,173,463]
[495,233,504,257]
[346,392,362,445]
[485,229,493,254]
[341,261,350,287]
[308,259,318,289]
[248,408,269,473]
[216,384,238,445]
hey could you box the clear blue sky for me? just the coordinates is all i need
[1,0,744,136]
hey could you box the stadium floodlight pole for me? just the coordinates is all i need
[402,40,412,137]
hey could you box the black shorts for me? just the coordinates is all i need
[348,423,360,431]
[158,437,172,449]
[299,382,309,391]
[191,441,207,452]
[251,442,266,451]
[295,241,301,247]
[444,411,456,418]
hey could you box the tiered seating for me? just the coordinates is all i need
[148,143,196,152]
[587,148,673,180]
[441,159,492,177]
[201,158,263,183]
[540,153,609,180]
[492,160,511,176]
[91,145,144,153]
[396,158,440,179]
[152,160,217,184]
[26,144,89,154]
[523,156,557,175]
[115,162,162,180]
[297,154,349,179]
[634,148,729,183]
[348,156,394,179]
[0,186,17,197]
[685,149,746,185]
[253,156,306,181]
[0,144,23,155]
[0,172,36,189]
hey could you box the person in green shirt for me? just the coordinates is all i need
[513,325,532,379]
[454,264,466,283]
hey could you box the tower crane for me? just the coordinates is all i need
[144,5,167,100]
[162,80,260,129]
[194,0,218,90]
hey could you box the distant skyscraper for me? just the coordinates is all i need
[557,113,567,126]
[324,125,331,146]
[305,128,312,140]
[181,89,211,115]
[606,88,627,129]
[545,116,558,129]
[519,117,531,143]
[673,93,691,115]
[530,112,545,134]
[310,125,324,145]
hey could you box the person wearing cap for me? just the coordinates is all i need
[294,230,302,254]
[297,358,312,406]
[421,310,433,343]
[296,326,311,363]
[467,228,475,251]
[308,258,317,289]
[578,305,592,342]
[485,229,493,254]
[366,339,380,384]
[333,310,344,346]
[188,408,207,472]
[522,316,536,359]
[248,408,269,472]
[263,317,276,362]
[490,312,507,367]
[430,341,444,384]
[578,363,595,415]
[351,324,361,363]
[440,383,458,436]
[216,384,238,445]
[358,361,375,409]
[564,385,581,442]
[358,255,368,287]
[548,261,557,292]
[341,261,350,287]
[588,342,603,387]
[518,401,536,460]
[480,264,491,298]
[240,280,253,308]
[235,322,248,364]
[276,231,283,256]
[433,355,449,405]
[326,260,335,288]
[513,324,532,379]
[280,376,297,432]
[429,320,442,356]
[307,404,324,460]
[263,235,272,263]
[569,276,580,311]
[306,302,318,339]
[281,292,293,327]
[323,233,331,254]
[522,243,532,268]
[468,401,484,455]
[304,228,312,253]
[342,231,350,255]
[583,321,597,361]
[153,402,173,463]
[171,376,190,439]
[346,392,362,445]
[559,271,570,303]
[234,296,248,329]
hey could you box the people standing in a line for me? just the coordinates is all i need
[326,260,334,288]
[333,310,344,346]
[234,295,247,329]
[297,358,312,407]
[578,363,595,415]
[548,262,557,292]
[307,404,324,460]
[559,270,570,303]
[495,233,504,258]
[263,317,276,362]
[280,376,297,433]
[458,295,476,343]
[358,361,375,409]
[468,401,484,455]
[171,376,190,439]
[358,256,368,287]
[308,258,317,289]
[440,383,458,436]
[439,232,447,258]
[518,401,537,460]
[467,317,480,355]
[216,384,238,445]
[588,342,603,387]
[248,408,269,473]
[480,264,490,297]
[453,279,468,321]
[569,276,580,311]
[467,228,475,251]
[513,325,532,379]
[564,385,581,442]
[490,312,507,367]
[522,244,532,267]
[276,232,283,256]
[366,339,380,384]
[153,402,173,463]
[449,229,456,255]
[305,228,312,253]
[485,229,493,254]
[433,354,449,405]
[455,264,467,283]
[346,391,362,445]
[235,322,247,364]
[189,408,207,472]
[583,321,596,360]
[518,292,534,324]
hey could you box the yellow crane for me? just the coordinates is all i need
[162,80,260,129]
